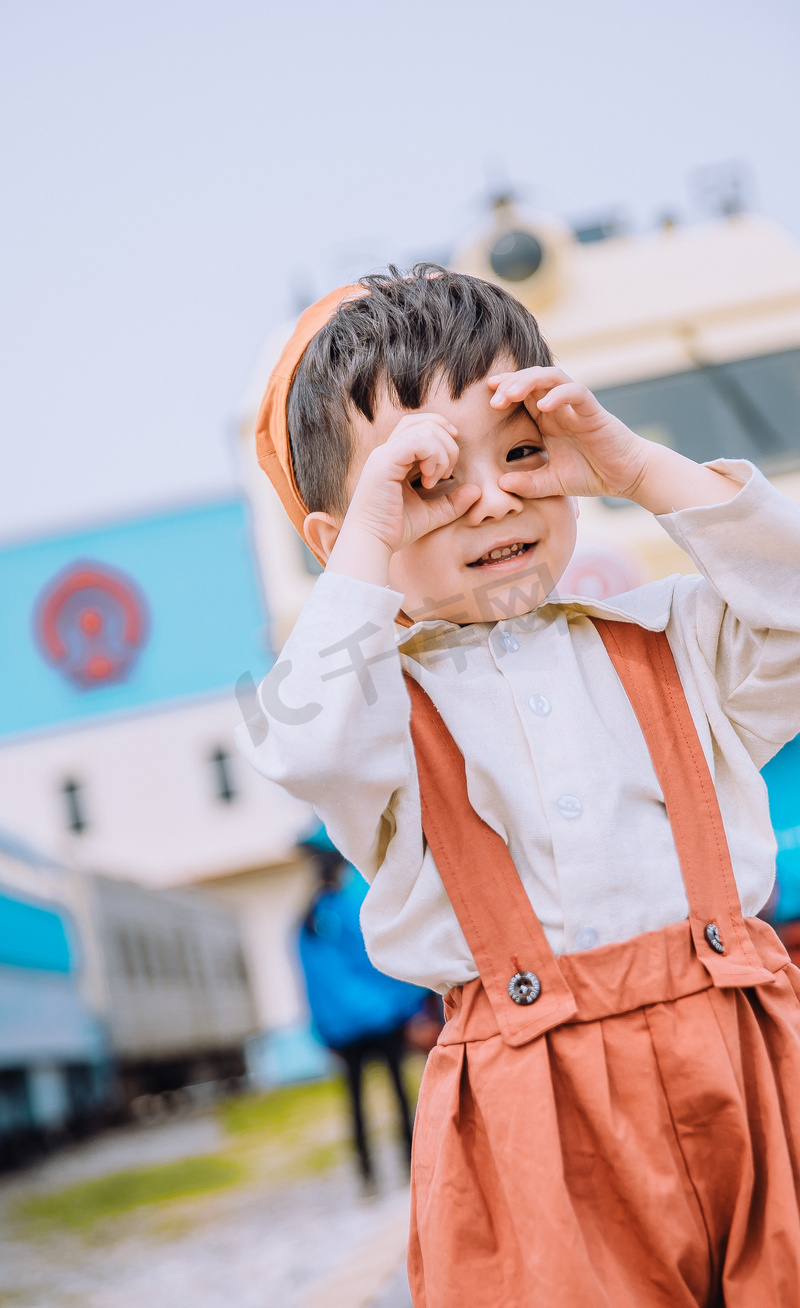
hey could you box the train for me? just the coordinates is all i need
[0,827,256,1166]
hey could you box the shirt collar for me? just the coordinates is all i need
[397,575,678,650]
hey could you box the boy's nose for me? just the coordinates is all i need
[465,475,524,524]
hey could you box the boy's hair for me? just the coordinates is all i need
[287,264,553,518]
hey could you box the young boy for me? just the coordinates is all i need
[238,267,800,1306]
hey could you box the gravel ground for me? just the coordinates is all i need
[0,1107,413,1308]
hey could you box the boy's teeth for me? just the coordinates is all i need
[478,542,527,564]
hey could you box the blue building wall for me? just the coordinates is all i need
[0,499,271,740]
[763,735,800,921]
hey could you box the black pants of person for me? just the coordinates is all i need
[335,1024,414,1184]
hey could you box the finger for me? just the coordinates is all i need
[534,382,600,418]
[489,366,574,408]
[388,428,459,485]
[488,371,526,409]
[498,468,563,500]
[486,371,518,391]
[486,366,569,384]
[426,482,481,528]
[418,453,450,487]
[488,389,516,410]
[417,432,460,486]
[396,423,459,466]
[394,411,459,437]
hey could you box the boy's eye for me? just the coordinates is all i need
[507,444,547,465]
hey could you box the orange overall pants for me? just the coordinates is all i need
[406,620,800,1307]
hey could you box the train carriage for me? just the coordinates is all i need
[0,829,256,1163]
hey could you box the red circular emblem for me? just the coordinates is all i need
[35,561,149,689]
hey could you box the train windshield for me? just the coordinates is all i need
[595,346,800,473]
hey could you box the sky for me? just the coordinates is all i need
[1,0,799,543]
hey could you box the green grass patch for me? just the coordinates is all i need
[217,1078,349,1182]
[219,1076,344,1140]
[301,1139,348,1174]
[16,1155,244,1232]
[216,1059,427,1185]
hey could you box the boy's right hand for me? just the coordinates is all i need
[332,413,479,562]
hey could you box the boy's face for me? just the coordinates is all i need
[345,364,578,625]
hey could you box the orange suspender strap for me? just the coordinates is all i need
[404,673,579,1046]
[591,619,773,987]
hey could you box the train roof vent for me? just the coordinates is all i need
[573,216,625,245]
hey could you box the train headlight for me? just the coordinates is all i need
[489,230,544,283]
[451,204,570,312]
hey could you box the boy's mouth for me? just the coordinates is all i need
[467,541,534,568]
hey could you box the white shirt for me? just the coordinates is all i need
[237,461,800,993]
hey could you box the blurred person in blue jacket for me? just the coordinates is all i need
[298,825,428,1190]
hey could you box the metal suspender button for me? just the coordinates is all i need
[705,923,725,954]
[508,971,541,1005]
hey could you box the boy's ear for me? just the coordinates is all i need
[303,512,341,564]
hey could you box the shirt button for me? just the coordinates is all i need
[575,926,599,951]
[557,794,582,820]
[500,632,519,653]
[528,694,551,716]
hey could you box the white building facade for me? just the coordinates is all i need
[0,497,318,1072]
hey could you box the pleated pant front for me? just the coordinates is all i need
[409,920,800,1307]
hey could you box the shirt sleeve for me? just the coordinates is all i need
[234,571,416,878]
[658,459,800,766]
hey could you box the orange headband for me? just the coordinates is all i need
[254,283,366,560]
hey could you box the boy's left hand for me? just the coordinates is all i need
[487,365,742,513]
[488,366,648,501]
